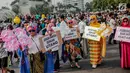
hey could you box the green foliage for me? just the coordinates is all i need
[10,0,19,6]
[85,2,92,12]
[91,0,130,11]
[12,5,19,14]
[30,7,37,15]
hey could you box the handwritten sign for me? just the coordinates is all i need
[83,26,101,41]
[100,25,113,37]
[64,28,80,41]
[114,27,130,43]
[39,31,62,53]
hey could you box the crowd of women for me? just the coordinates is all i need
[0,11,130,73]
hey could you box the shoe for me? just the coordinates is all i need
[10,70,15,73]
[108,42,112,44]
[71,64,74,68]
[92,65,97,69]
[54,70,58,73]
[76,66,81,69]
[114,42,117,44]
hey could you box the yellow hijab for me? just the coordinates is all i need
[90,15,100,28]
[89,15,106,57]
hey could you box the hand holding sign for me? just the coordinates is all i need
[83,25,112,41]
[97,23,112,37]
[64,28,80,41]
[114,27,130,43]
[39,31,62,53]
[83,26,101,41]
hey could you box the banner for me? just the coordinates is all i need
[114,27,130,43]
[83,26,101,41]
[39,31,62,53]
[64,28,80,41]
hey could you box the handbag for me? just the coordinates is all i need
[31,38,45,62]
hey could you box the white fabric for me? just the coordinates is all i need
[0,43,8,58]
[109,19,116,29]
[29,34,42,54]
[78,21,86,34]
[59,21,70,38]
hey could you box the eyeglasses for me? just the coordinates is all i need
[29,30,35,32]
[68,22,73,24]
[90,18,95,21]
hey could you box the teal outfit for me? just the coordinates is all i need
[40,23,46,35]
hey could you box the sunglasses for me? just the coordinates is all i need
[29,30,35,32]
[69,22,73,24]
[90,18,95,21]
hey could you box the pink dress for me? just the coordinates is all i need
[120,18,130,68]
[121,42,130,68]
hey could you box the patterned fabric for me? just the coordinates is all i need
[30,52,44,73]
[18,49,30,73]
[0,43,8,58]
[69,39,81,57]
[88,40,102,65]
[66,39,82,61]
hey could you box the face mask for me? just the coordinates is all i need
[122,22,128,26]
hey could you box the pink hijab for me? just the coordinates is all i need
[46,23,55,34]
[121,17,130,27]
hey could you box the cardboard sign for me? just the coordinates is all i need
[101,27,112,37]
[64,28,80,41]
[119,3,127,11]
[39,31,62,53]
[114,27,130,43]
[83,26,101,41]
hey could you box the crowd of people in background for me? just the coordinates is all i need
[0,10,130,73]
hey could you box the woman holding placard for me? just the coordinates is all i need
[88,15,106,69]
[27,26,45,73]
[120,17,130,68]
[65,20,82,69]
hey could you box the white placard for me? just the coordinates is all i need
[114,27,130,43]
[64,28,79,41]
[83,26,101,41]
[42,33,59,51]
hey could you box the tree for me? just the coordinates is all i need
[1,7,10,10]
[30,7,37,15]
[10,0,19,6]
[12,5,19,14]
[91,0,130,11]
[57,2,64,9]
[85,2,92,11]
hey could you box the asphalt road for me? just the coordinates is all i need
[1,43,130,73]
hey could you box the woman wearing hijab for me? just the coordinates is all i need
[50,19,60,72]
[64,20,82,69]
[88,15,106,69]
[120,17,130,68]
[44,22,55,73]
[27,26,45,73]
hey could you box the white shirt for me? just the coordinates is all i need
[109,19,116,29]
[29,34,42,54]
[78,21,86,34]
[59,21,70,38]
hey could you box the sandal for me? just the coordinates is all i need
[71,64,74,68]
[10,70,15,73]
